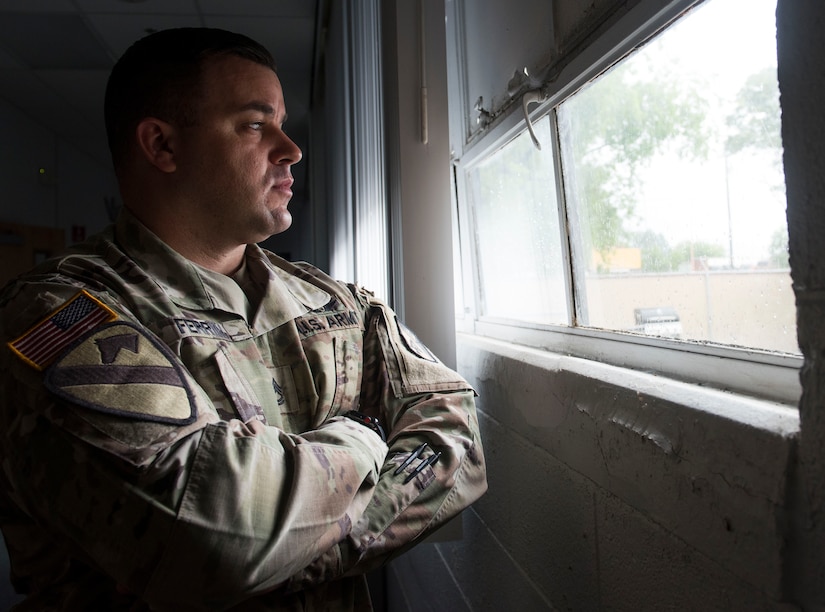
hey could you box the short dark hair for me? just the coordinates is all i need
[104,27,277,172]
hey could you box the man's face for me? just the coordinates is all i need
[173,55,302,247]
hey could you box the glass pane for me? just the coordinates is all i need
[467,119,569,325]
[557,0,796,354]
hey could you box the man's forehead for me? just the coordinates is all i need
[199,55,285,112]
[202,55,280,85]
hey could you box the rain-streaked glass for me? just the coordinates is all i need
[557,0,795,353]
[467,119,569,325]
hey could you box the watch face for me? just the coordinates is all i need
[344,411,386,442]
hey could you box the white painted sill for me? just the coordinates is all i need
[457,331,800,436]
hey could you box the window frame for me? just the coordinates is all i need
[451,0,801,406]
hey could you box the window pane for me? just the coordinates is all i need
[557,0,796,354]
[467,119,569,324]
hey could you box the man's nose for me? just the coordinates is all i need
[271,131,302,165]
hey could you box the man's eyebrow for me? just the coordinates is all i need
[240,102,275,115]
[238,102,287,123]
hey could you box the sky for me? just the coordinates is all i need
[626,0,785,267]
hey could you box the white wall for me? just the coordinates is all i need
[382,0,458,366]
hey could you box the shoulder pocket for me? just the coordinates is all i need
[368,302,472,398]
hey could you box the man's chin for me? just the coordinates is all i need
[253,210,292,243]
[271,209,293,234]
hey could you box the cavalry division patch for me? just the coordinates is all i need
[43,322,197,425]
[8,290,118,370]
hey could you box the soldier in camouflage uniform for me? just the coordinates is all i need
[0,28,487,610]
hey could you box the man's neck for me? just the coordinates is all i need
[124,204,246,275]
[191,244,247,276]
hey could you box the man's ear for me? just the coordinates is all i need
[135,118,177,173]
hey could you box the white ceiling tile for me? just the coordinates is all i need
[0,13,113,69]
[198,0,314,18]
[87,13,208,58]
[75,0,198,15]
[0,0,76,13]
[201,16,314,74]
[0,69,44,117]
[0,47,25,69]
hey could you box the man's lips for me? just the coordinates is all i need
[272,177,294,193]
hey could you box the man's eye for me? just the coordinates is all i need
[248,122,264,130]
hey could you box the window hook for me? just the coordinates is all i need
[522,89,546,150]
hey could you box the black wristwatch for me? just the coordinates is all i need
[342,410,387,442]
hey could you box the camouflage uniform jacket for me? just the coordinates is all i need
[0,210,487,611]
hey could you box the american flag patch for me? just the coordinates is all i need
[8,290,118,370]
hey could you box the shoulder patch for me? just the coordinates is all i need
[8,290,118,370]
[396,318,438,363]
[43,322,197,425]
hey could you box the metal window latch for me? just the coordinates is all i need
[474,96,492,128]
[522,88,547,151]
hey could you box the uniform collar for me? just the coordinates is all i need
[114,209,330,331]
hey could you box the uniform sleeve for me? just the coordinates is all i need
[0,283,388,609]
[287,290,488,590]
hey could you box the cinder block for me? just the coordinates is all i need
[595,490,776,611]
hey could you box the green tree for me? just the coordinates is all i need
[725,68,786,266]
[630,230,725,272]
[559,55,710,254]
[632,230,672,272]
[669,240,726,270]
[725,67,782,157]
[768,227,789,269]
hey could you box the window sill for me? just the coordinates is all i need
[463,318,802,406]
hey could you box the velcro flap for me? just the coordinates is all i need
[367,299,473,397]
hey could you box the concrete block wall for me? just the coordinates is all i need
[385,335,796,611]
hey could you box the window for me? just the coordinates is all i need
[453,0,799,403]
[558,0,791,354]
[467,119,569,325]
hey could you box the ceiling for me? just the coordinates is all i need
[0,0,319,189]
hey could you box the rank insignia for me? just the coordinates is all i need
[44,322,197,424]
[8,290,118,370]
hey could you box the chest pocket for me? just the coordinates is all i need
[185,339,282,424]
[212,346,266,423]
[272,335,361,433]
